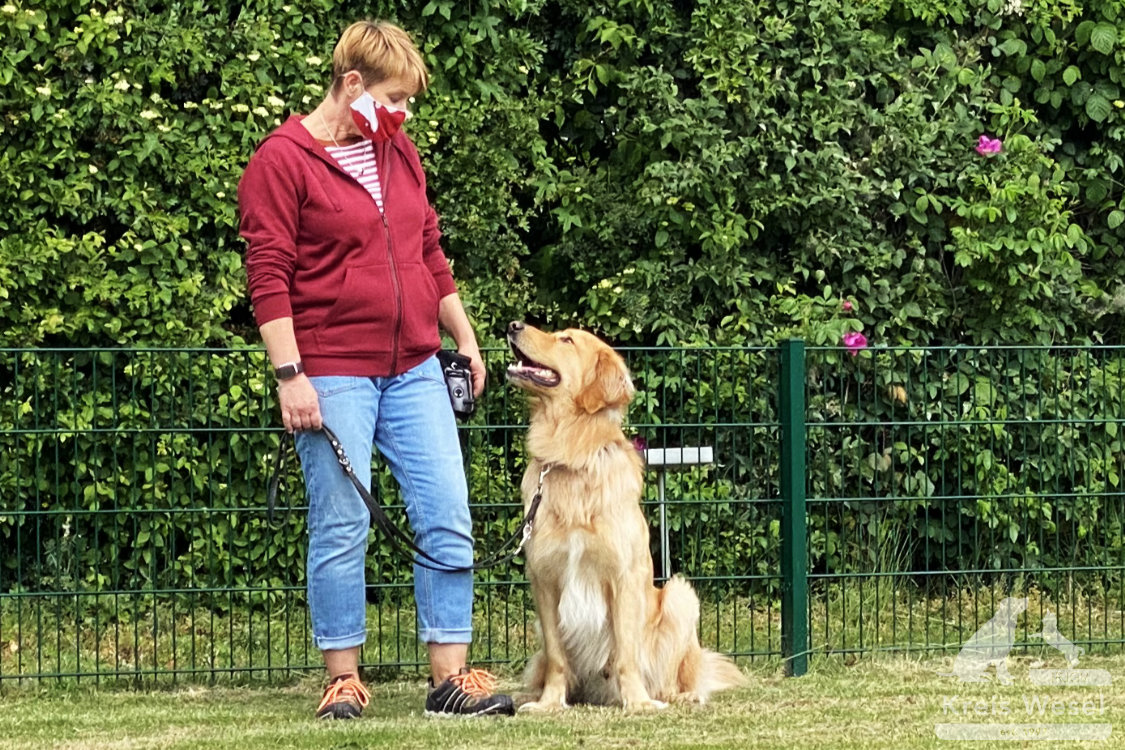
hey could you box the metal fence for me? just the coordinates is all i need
[1,343,1122,684]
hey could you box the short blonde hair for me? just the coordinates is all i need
[332,20,429,93]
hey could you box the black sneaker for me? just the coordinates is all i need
[425,668,515,717]
[315,673,371,719]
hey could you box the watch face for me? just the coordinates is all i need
[276,362,303,379]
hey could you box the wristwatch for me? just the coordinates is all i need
[274,361,305,381]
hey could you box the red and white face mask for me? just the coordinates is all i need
[349,92,408,143]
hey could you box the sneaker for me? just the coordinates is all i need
[315,673,371,719]
[425,668,515,717]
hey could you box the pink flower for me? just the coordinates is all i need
[632,436,648,452]
[841,300,854,312]
[842,331,868,356]
[975,135,1002,155]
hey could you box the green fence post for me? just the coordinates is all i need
[779,339,808,676]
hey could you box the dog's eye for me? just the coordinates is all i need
[558,335,573,344]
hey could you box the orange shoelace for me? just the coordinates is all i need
[449,668,498,698]
[318,674,371,712]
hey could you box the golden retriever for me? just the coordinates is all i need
[506,321,745,712]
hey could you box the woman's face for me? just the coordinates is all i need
[364,76,415,111]
[340,70,415,112]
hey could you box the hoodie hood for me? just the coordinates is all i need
[261,115,422,187]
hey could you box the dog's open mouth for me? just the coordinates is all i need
[507,342,561,387]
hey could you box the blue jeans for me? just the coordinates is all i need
[294,356,474,650]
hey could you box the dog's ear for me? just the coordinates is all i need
[576,348,635,414]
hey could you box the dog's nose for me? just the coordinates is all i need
[508,321,524,334]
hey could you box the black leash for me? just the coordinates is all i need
[267,425,547,572]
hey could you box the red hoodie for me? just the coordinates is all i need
[238,115,457,377]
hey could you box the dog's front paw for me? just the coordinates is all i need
[518,698,570,714]
[671,691,703,705]
[622,698,669,713]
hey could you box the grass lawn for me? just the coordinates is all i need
[2,655,1122,749]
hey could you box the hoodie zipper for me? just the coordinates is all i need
[377,142,403,376]
[296,120,405,375]
[382,210,402,376]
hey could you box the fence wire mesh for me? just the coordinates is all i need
[1,344,1122,684]
[803,345,1125,663]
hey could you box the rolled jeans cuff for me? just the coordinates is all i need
[419,627,473,645]
[313,629,367,651]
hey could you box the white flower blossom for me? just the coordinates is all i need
[139,109,158,120]
[105,12,123,25]
[35,85,51,96]
[215,191,225,199]
[252,106,268,117]
[2,5,17,15]
[1000,0,1023,16]
[114,79,130,91]
[157,124,170,132]
[88,164,98,174]
[247,51,260,62]
[305,55,322,66]
[266,95,285,109]
[183,101,198,109]
[231,103,249,113]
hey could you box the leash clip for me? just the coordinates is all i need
[516,513,535,554]
[516,464,553,554]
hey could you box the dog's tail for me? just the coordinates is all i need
[660,576,746,700]
[699,649,747,699]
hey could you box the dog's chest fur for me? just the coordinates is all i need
[555,532,612,691]
[523,446,647,700]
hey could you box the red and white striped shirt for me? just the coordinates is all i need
[325,140,384,213]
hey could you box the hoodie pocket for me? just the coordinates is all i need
[397,263,442,351]
[313,263,396,354]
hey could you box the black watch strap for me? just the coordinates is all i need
[274,361,305,380]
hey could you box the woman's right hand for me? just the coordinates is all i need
[278,375,322,433]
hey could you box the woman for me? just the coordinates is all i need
[238,19,513,719]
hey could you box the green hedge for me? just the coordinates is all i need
[1,0,1122,349]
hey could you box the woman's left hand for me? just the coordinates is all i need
[460,344,487,398]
